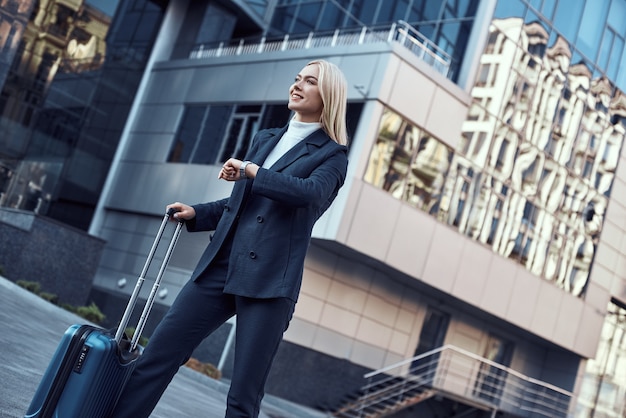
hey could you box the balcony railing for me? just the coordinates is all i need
[188,21,451,78]
[332,344,575,418]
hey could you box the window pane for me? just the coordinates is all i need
[493,0,525,19]
[607,0,626,34]
[168,106,206,163]
[607,35,624,81]
[349,0,378,25]
[270,5,296,34]
[376,0,409,24]
[577,0,610,60]
[318,1,345,30]
[292,2,322,33]
[552,0,584,40]
[597,29,615,71]
[191,106,232,165]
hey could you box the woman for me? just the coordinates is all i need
[111,59,349,418]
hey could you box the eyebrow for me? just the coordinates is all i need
[297,74,318,81]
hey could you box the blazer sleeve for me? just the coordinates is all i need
[252,146,347,209]
[186,197,229,232]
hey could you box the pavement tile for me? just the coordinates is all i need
[0,277,326,418]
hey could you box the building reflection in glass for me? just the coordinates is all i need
[576,302,626,417]
[365,17,626,297]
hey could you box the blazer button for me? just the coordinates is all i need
[256,215,264,223]
[249,251,257,259]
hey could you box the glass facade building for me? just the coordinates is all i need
[1,0,626,416]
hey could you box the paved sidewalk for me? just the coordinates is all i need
[0,276,326,418]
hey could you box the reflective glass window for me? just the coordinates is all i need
[577,0,610,61]
[318,1,347,30]
[292,1,323,33]
[349,0,378,25]
[607,0,626,34]
[364,9,626,297]
[598,29,616,72]
[423,0,443,21]
[191,106,233,165]
[493,0,526,19]
[607,34,624,82]
[376,0,410,23]
[168,106,208,163]
[540,0,557,19]
[270,5,296,33]
[552,0,584,41]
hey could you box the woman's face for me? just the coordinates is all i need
[288,63,323,123]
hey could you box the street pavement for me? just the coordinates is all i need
[0,276,327,418]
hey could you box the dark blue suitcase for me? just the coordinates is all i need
[24,210,184,418]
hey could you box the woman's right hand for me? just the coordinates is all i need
[166,202,196,221]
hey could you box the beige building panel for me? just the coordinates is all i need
[293,292,325,324]
[394,307,417,334]
[300,268,332,300]
[594,240,620,275]
[479,253,516,318]
[421,223,464,292]
[505,266,541,329]
[388,60,435,128]
[573,305,605,357]
[372,269,407,304]
[612,279,626,305]
[424,86,468,150]
[584,280,611,316]
[552,294,585,349]
[451,242,492,305]
[597,218,625,255]
[326,279,368,314]
[445,320,483,353]
[385,203,434,280]
[529,281,563,341]
[376,54,402,104]
[399,285,423,313]
[344,184,403,260]
[350,339,387,370]
[388,329,411,357]
[332,251,375,292]
[283,317,317,348]
[304,244,338,280]
[356,316,394,348]
[590,256,616,291]
[362,292,400,328]
[320,303,361,337]
[312,327,353,360]
[609,176,626,208]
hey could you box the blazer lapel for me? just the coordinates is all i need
[270,128,329,172]
[255,125,287,166]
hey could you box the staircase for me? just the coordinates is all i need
[329,345,575,418]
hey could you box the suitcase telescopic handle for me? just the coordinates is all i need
[114,209,183,346]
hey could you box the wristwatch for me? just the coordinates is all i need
[240,161,251,179]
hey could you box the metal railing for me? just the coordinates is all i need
[333,344,575,418]
[188,21,451,78]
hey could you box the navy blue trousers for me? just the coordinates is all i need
[110,261,295,418]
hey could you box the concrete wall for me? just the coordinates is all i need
[0,208,105,306]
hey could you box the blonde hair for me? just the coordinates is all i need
[307,59,348,145]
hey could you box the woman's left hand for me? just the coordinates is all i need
[218,158,242,181]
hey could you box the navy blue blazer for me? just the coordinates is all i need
[186,125,348,301]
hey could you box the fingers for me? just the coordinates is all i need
[218,158,241,181]
[166,202,195,220]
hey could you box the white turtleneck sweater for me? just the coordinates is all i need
[262,120,322,168]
